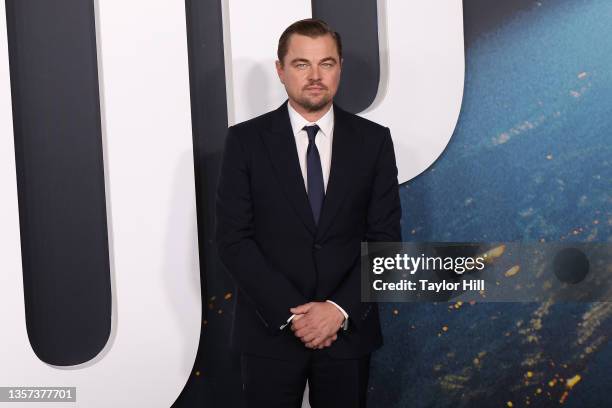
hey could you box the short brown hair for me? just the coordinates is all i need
[277,18,342,64]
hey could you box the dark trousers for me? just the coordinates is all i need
[240,349,371,408]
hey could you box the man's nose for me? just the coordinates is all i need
[308,64,321,80]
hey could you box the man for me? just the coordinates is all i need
[215,18,401,407]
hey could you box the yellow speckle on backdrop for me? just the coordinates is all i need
[505,265,520,277]
[566,374,581,389]
[480,244,506,263]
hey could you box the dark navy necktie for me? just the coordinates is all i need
[303,124,325,225]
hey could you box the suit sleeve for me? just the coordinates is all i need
[215,126,308,333]
[327,127,402,330]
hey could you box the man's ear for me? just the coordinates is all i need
[275,60,285,84]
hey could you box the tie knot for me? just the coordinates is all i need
[303,125,320,143]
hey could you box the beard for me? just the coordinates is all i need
[295,90,331,112]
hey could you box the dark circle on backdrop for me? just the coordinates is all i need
[553,248,589,284]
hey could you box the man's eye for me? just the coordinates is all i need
[296,63,308,69]
[321,63,333,68]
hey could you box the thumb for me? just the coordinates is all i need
[290,303,312,314]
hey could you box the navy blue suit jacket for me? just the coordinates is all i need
[215,100,401,360]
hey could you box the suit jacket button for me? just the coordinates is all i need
[314,243,322,250]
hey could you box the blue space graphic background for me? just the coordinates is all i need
[370,0,612,406]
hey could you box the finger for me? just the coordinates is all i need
[292,318,309,331]
[309,336,326,348]
[300,332,317,343]
[295,327,314,338]
[290,303,312,314]
[321,333,337,348]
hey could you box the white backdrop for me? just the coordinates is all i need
[0,0,201,407]
[224,0,464,184]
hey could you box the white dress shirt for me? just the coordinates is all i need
[279,102,349,331]
[287,100,334,193]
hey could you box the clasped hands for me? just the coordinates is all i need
[289,302,345,350]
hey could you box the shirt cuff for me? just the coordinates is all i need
[326,300,349,330]
[279,314,295,330]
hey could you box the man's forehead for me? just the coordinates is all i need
[285,33,339,56]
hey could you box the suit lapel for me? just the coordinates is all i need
[315,104,362,240]
[261,102,317,235]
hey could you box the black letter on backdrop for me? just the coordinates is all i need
[5,0,111,366]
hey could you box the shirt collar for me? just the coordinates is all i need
[287,100,334,138]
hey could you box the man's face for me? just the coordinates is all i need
[276,33,342,112]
